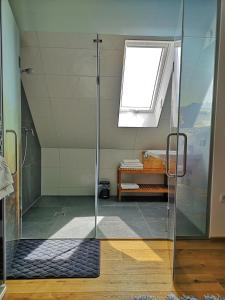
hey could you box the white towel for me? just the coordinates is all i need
[121,183,139,190]
[120,165,143,169]
[122,159,140,164]
[120,162,143,165]
[120,161,143,169]
[0,155,14,200]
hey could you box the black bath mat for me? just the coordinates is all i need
[8,239,100,279]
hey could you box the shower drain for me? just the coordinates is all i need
[54,211,65,217]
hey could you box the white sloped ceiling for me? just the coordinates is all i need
[21,31,171,150]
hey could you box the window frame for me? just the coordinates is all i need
[118,39,175,128]
[120,40,170,113]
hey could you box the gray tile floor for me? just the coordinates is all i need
[97,198,168,238]
[22,196,169,239]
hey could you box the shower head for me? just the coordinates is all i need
[21,67,33,74]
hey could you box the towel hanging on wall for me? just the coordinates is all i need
[0,155,14,200]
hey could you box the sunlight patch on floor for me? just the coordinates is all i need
[108,240,164,262]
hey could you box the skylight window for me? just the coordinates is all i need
[121,44,163,111]
[118,40,174,127]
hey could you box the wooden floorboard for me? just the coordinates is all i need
[4,240,225,299]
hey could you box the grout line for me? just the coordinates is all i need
[26,73,121,78]
[136,203,154,236]
[137,202,168,239]
[22,196,42,216]
[22,45,123,51]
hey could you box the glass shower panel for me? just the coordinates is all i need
[0,1,4,286]
[167,1,183,276]
[97,34,175,239]
[21,32,97,239]
[176,0,218,237]
[97,34,170,239]
[2,0,21,277]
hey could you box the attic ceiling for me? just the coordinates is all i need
[9,0,181,36]
[21,31,171,150]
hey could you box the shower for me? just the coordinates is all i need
[22,127,34,167]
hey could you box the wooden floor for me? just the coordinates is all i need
[4,240,225,299]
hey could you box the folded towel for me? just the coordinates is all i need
[0,155,14,200]
[121,162,143,165]
[144,150,177,159]
[120,161,143,169]
[122,159,140,164]
[120,163,143,166]
[121,183,139,190]
[120,165,143,169]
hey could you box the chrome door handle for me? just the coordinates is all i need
[177,133,187,178]
[166,132,188,178]
[166,133,177,178]
[6,129,18,175]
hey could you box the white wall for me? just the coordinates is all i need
[40,75,171,196]
[28,30,172,196]
[21,32,172,150]
[42,148,95,195]
[42,148,165,196]
[210,0,225,238]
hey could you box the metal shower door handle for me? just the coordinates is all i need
[166,132,188,178]
[177,133,187,178]
[166,133,177,178]
[6,129,18,175]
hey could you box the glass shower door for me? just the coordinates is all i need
[175,0,218,238]
[167,40,183,276]
[1,0,21,277]
[166,0,184,275]
[0,0,5,287]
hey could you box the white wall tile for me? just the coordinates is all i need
[21,31,39,47]
[59,167,95,188]
[100,76,121,99]
[41,185,60,195]
[46,75,96,99]
[21,47,44,75]
[100,34,126,50]
[22,74,49,99]
[28,98,52,118]
[60,148,95,170]
[100,120,138,149]
[41,167,60,191]
[100,50,123,76]
[37,32,96,49]
[57,129,96,149]
[40,48,96,76]
[134,127,168,150]
[100,34,158,50]
[34,116,60,148]
[41,148,60,168]
[52,99,97,148]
